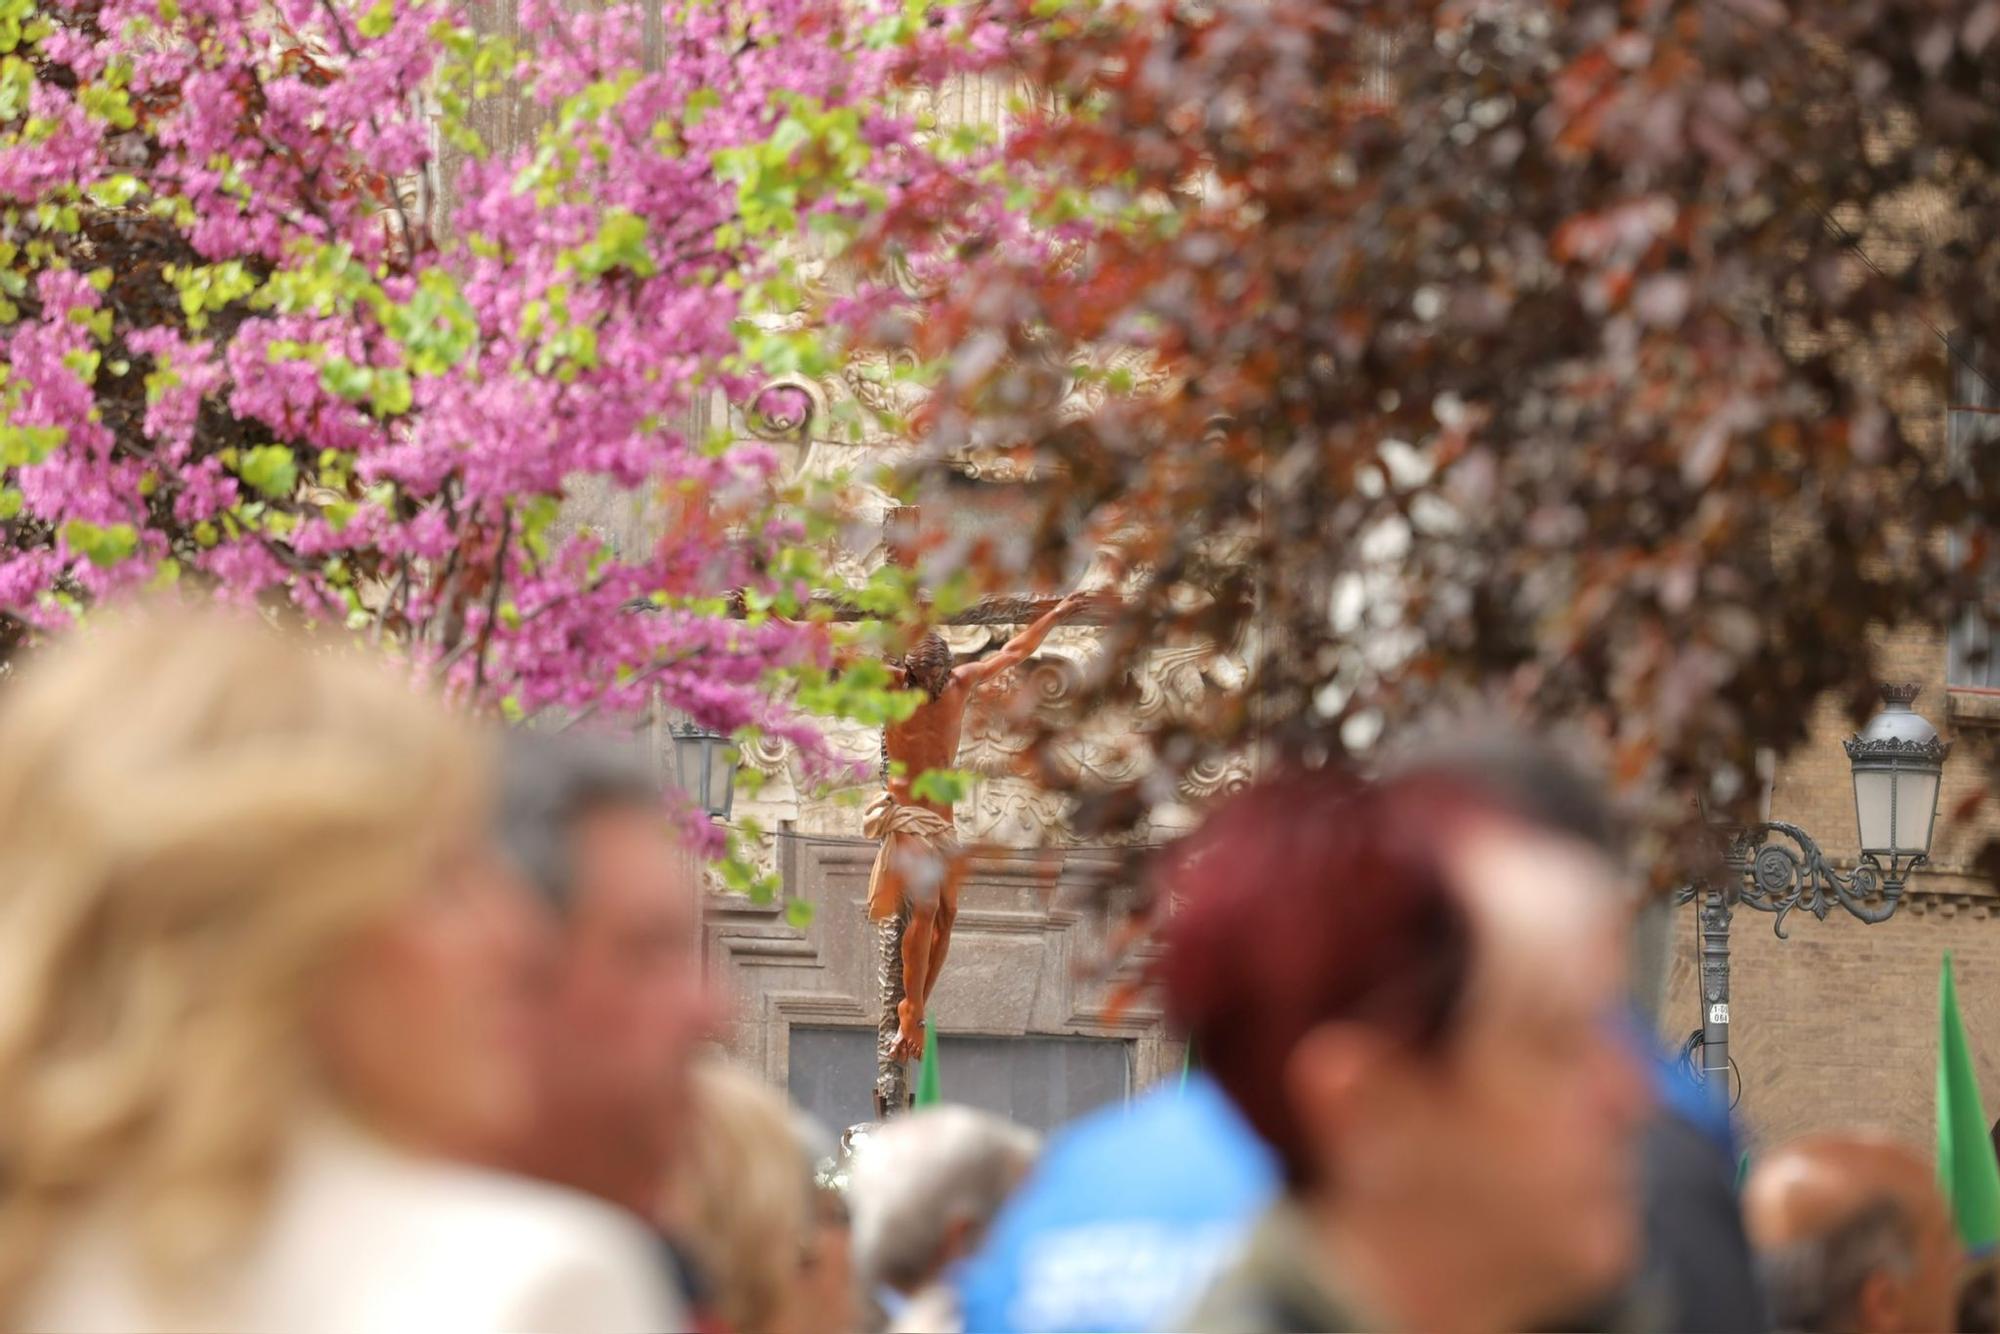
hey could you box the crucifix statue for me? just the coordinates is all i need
[864,591,1097,1113]
[849,504,1110,1112]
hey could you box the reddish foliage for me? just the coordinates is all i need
[863,0,2000,888]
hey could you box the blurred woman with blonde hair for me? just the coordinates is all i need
[662,1059,825,1334]
[0,607,684,1332]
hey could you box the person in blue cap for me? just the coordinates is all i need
[953,1066,1279,1333]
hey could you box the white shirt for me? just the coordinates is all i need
[19,1114,688,1333]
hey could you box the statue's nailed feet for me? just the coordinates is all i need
[892,999,925,1063]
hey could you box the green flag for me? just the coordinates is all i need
[1938,953,2000,1249]
[913,1018,942,1107]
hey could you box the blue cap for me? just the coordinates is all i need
[954,1072,1280,1333]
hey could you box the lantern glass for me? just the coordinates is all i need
[1852,766,1898,856]
[671,731,700,806]
[1882,763,1940,858]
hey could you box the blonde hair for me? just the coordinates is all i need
[663,1060,815,1334]
[0,605,485,1314]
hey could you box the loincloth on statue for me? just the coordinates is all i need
[861,792,961,922]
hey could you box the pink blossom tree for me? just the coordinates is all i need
[0,0,999,809]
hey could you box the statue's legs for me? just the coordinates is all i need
[919,856,965,1008]
[873,899,912,1118]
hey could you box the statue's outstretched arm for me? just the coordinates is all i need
[954,590,1102,688]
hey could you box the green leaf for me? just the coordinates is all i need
[369,367,413,415]
[386,270,479,376]
[143,356,180,404]
[320,358,373,402]
[86,176,141,208]
[586,209,654,277]
[515,493,561,562]
[0,55,32,119]
[734,764,770,800]
[768,115,811,159]
[909,768,976,806]
[718,850,779,904]
[0,422,66,467]
[793,657,924,727]
[719,853,757,895]
[171,260,258,332]
[61,519,139,568]
[357,0,394,38]
[77,81,136,130]
[783,899,815,929]
[684,87,721,126]
[237,444,298,498]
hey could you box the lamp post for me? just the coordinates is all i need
[667,718,738,821]
[1685,684,1950,1103]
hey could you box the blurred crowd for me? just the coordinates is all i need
[0,604,1991,1333]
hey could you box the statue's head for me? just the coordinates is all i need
[899,631,953,701]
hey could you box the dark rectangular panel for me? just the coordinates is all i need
[787,1026,1130,1136]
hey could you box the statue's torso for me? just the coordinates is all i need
[882,679,971,822]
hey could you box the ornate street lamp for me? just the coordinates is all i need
[668,718,738,821]
[1686,685,1950,1102]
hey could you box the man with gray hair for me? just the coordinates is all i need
[1744,1132,1962,1333]
[495,731,726,1219]
[846,1106,1040,1333]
